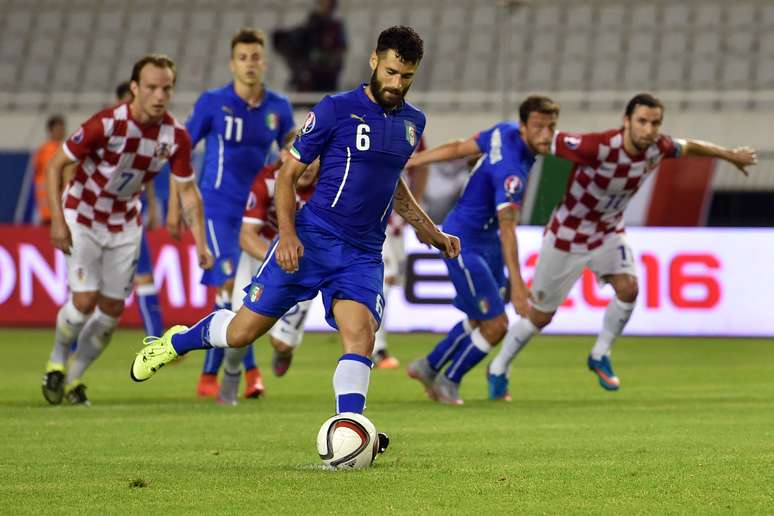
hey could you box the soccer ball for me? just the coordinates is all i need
[316,412,379,470]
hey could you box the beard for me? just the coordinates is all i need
[369,70,408,111]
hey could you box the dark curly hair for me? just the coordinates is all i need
[376,26,424,64]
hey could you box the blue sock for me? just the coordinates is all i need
[202,348,224,374]
[170,313,216,355]
[69,340,78,353]
[242,345,257,371]
[427,320,470,371]
[333,354,373,414]
[137,290,164,336]
[444,330,492,384]
[198,298,232,373]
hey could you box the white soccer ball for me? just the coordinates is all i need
[316,412,379,470]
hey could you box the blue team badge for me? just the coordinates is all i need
[249,283,263,303]
[404,121,417,146]
[302,112,316,134]
[266,112,278,130]
[71,127,84,144]
[504,175,523,196]
[564,134,581,149]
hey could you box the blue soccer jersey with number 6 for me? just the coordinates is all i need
[289,83,426,253]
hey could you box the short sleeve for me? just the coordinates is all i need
[63,114,107,162]
[657,134,682,158]
[491,163,526,211]
[186,93,212,147]
[276,98,296,148]
[551,131,599,166]
[168,128,194,182]
[474,124,498,155]
[288,96,336,164]
[243,174,269,223]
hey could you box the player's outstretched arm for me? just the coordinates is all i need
[176,179,214,269]
[45,147,75,254]
[497,206,532,317]
[681,139,758,176]
[393,178,460,259]
[275,157,309,273]
[404,137,481,169]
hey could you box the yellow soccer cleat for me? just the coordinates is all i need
[130,325,187,382]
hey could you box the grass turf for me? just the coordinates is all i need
[1,329,772,514]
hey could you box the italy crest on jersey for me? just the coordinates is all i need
[404,121,417,147]
[266,112,278,131]
[249,283,263,303]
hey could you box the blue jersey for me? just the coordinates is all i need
[443,122,536,248]
[187,83,295,213]
[289,84,425,253]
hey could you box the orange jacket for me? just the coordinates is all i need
[33,140,60,223]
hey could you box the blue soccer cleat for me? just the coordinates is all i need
[587,354,620,391]
[486,365,512,401]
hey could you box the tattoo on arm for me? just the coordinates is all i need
[393,180,433,232]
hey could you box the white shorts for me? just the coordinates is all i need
[64,211,142,299]
[530,233,637,313]
[382,231,406,283]
[231,250,312,348]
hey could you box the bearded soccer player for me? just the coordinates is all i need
[217,158,319,405]
[131,27,459,451]
[41,54,213,405]
[178,28,296,398]
[486,93,757,397]
[405,96,559,404]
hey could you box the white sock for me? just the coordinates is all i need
[223,346,248,374]
[208,309,237,348]
[488,318,539,375]
[66,307,118,384]
[49,300,89,366]
[591,297,635,360]
[373,282,392,355]
[333,355,372,414]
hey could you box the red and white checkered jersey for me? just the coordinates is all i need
[62,103,193,232]
[243,163,315,240]
[387,136,427,236]
[548,129,680,252]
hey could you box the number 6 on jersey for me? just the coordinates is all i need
[356,123,370,151]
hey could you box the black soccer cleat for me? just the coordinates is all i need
[65,383,90,406]
[42,369,66,405]
[377,432,390,454]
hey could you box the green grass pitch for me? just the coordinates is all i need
[1,329,773,514]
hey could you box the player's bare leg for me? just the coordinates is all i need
[332,299,389,454]
[331,299,376,413]
[587,273,638,390]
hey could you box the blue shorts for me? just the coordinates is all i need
[242,221,385,330]
[200,211,241,286]
[136,230,153,275]
[443,244,507,321]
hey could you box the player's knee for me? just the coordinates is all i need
[97,296,125,318]
[479,314,508,344]
[71,292,98,314]
[614,277,639,303]
[339,323,375,355]
[529,309,553,329]
[227,322,256,348]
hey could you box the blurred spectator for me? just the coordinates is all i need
[272,0,347,92]
[32,115,66,225]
